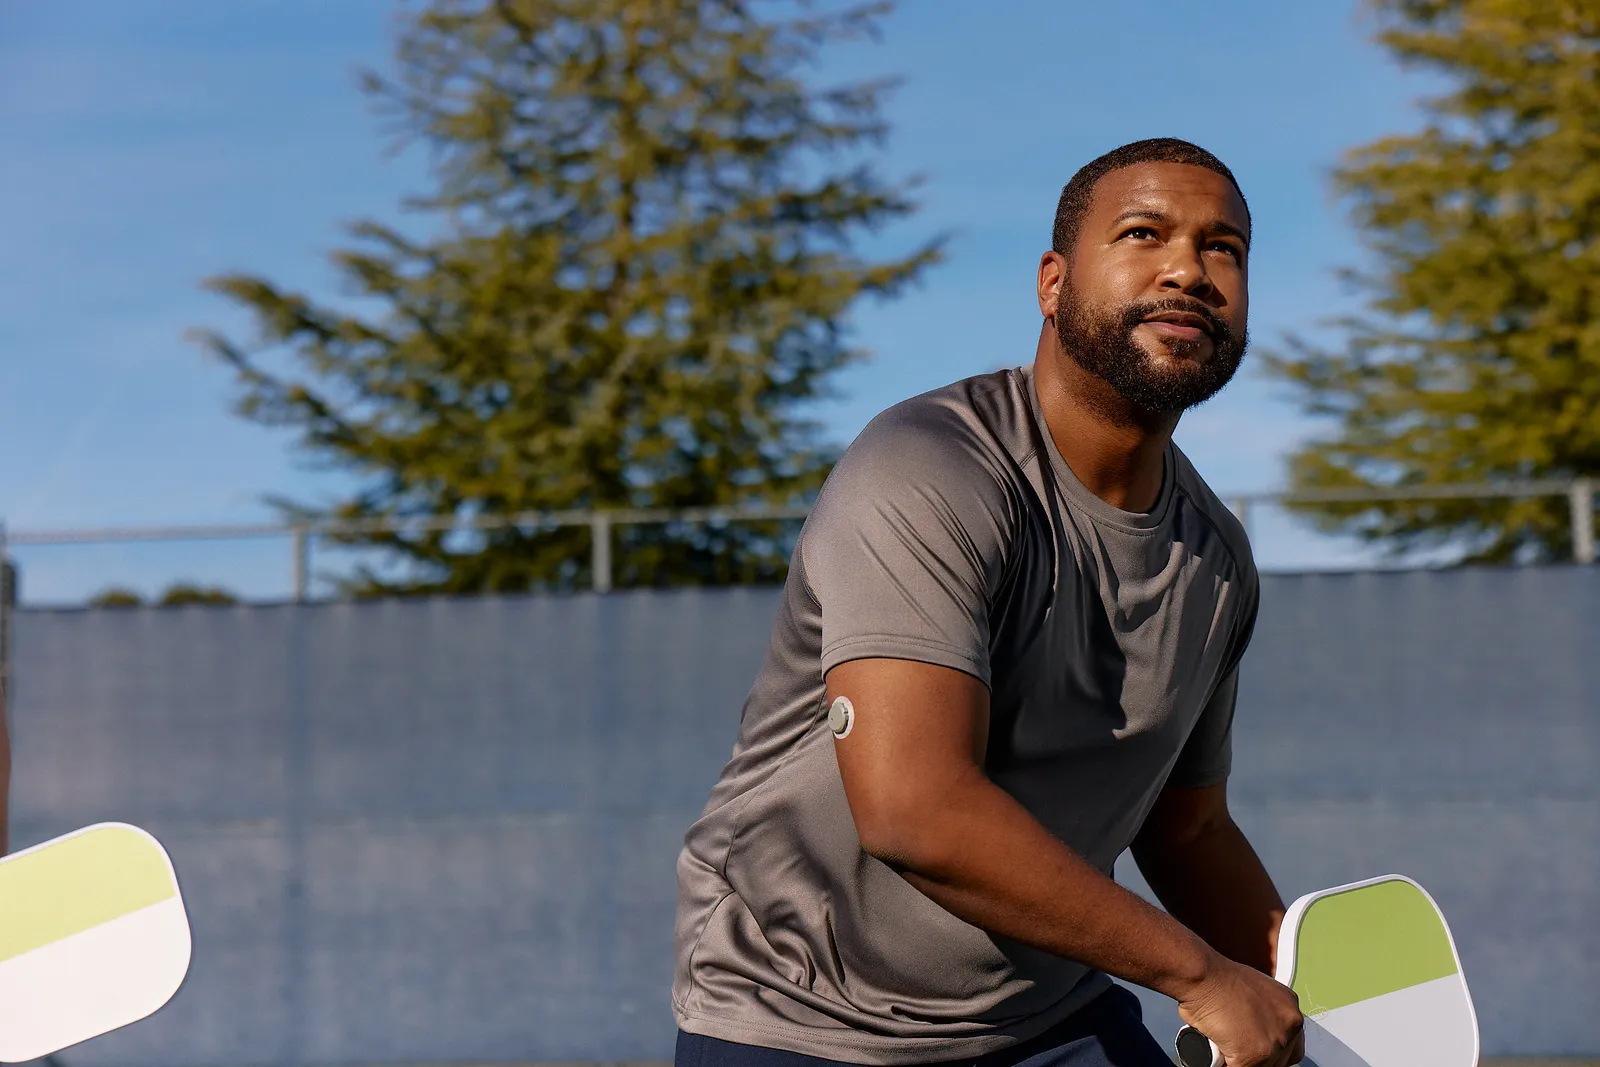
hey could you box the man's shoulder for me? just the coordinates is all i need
[1169,445,1257,583]
[805,370,1035,562]
[841,368,1037,478]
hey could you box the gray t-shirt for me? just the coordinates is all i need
[673,366,1258,1063]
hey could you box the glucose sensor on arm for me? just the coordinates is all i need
[827,695,855,739]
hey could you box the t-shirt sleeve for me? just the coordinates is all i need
[1167,555,1259,790]
[1168,667,1239,789]
[801,404,1017,687]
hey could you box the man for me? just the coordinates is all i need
[673,139,1304,1067]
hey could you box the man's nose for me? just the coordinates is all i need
[1156,242,1217,302]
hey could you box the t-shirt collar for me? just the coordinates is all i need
[1020,363,1175,534]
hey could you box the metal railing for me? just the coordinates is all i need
[0,479,1594,603]
[0,504,816,601]
[1225,477,1597,568]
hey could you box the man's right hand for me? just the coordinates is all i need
[1176,951,1304,1067]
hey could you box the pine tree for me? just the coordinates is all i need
[196,0,938,593]
[1268,0,1600,562]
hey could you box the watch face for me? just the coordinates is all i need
[1174,1027,1214,1067]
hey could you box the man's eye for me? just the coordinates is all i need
[1208,242,1242,261]
[1122,226,1158,241]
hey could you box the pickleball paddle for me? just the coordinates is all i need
[0,823,192,1062]
[1175,874,1478,1067]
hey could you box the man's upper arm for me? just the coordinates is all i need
[802,408,1013,860]
[827,658,989,864]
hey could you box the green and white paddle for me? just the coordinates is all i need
[1175,874,1478,1067]
[0,823,192,1062]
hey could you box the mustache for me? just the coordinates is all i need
[1119,297,1231,343]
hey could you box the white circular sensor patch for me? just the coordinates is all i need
[827,695,855,739]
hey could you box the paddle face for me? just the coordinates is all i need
[0,823,192,1062]
[1277,875,1478,1067]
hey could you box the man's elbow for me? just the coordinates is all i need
[845,783,965,874]
[1134,783,1234,855]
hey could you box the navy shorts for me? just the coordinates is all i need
[674,985,1173,1067]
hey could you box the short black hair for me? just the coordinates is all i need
[1051,138,1249,257]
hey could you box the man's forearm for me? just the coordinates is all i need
[1133,816,1284,975]
[868,771,1217,1002]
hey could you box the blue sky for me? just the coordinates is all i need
[0,1,1441,603]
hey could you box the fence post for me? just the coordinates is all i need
[291,525,312,602]
[1232,496,1252,542]
[590,512,612,593]
[1570,478,1596,565]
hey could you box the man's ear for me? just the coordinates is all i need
[1037,251,1066,318]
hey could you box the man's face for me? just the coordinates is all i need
[1051,162,1250,417]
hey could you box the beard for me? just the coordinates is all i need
[1055,287,1247,417]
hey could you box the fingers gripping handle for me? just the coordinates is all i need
[1174,1026,1224,1067]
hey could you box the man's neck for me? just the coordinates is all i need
[1032,323,1178,514]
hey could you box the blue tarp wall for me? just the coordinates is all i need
[9,568,1598,1063]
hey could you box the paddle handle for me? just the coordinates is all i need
[1174,1025,1223,1067]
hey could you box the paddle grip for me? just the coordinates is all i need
[1173,1025,1223,1067]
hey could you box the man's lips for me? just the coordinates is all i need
[1140,311,1213,341]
